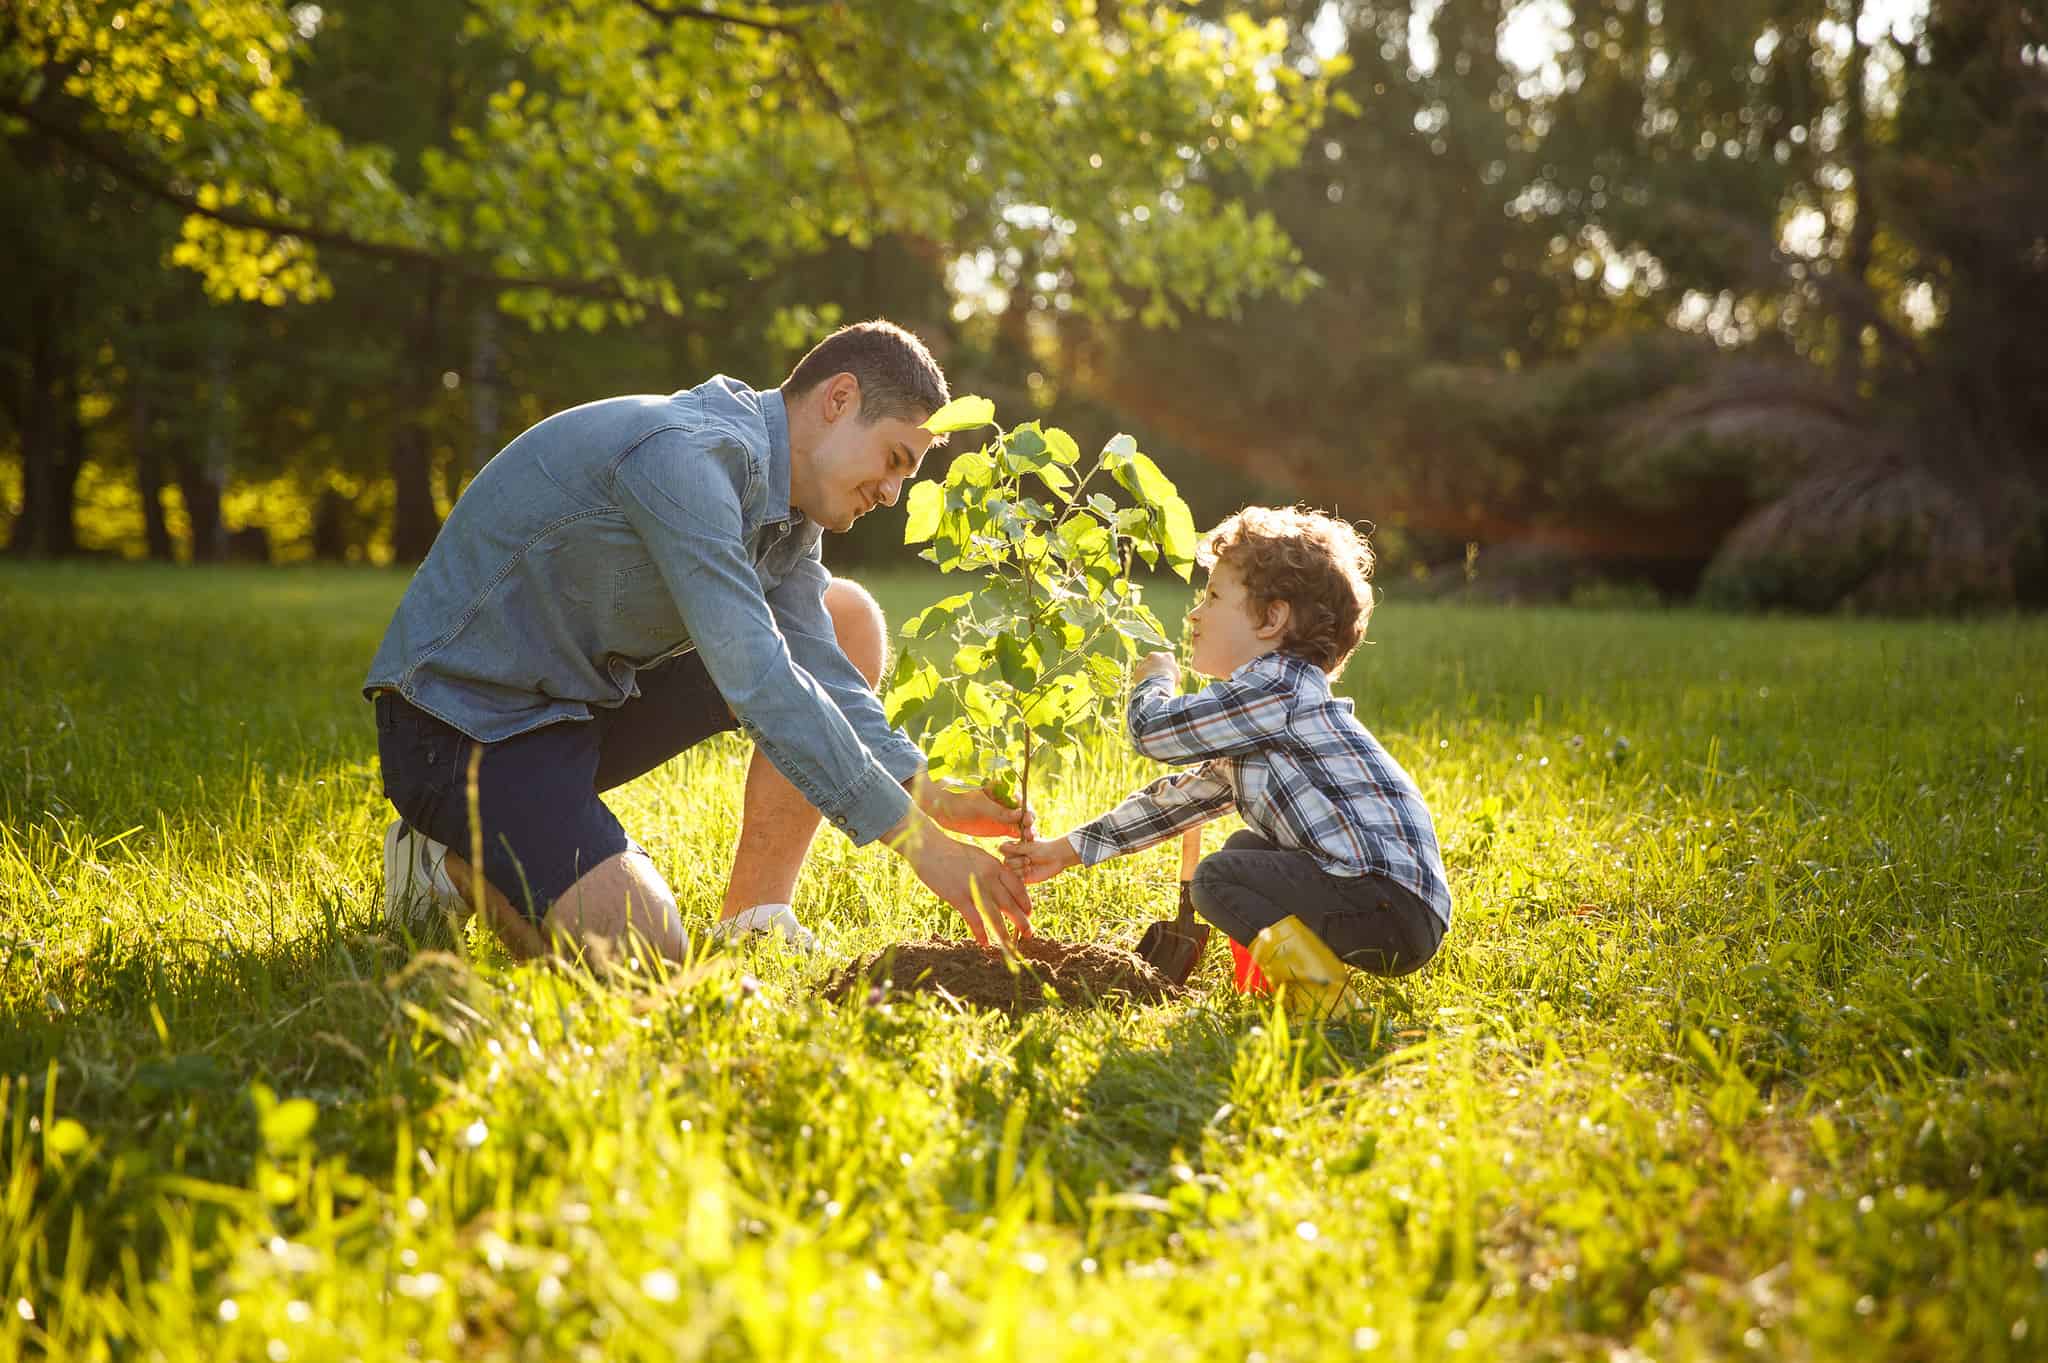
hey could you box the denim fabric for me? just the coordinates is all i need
[1189,831,1445,977]
[375,650,742,921]
[364,376,922,846]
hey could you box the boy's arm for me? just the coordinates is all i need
[1068,762,1236,866]
[1125,671,1294,765]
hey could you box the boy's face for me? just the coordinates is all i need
[1186,559,1281,678]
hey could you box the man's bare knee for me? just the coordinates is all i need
[824,576,886,687]
[542,849,687,965]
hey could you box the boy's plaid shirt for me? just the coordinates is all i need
[1068,651,1453,924]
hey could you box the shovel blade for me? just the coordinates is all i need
[1136,902,1211,987]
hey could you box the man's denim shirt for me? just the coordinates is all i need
[364,376,923,844]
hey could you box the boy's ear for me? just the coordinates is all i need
[1257,598,1291,640]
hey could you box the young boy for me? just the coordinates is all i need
[1000,506,1451,993]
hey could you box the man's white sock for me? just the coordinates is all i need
[713,903,817,952]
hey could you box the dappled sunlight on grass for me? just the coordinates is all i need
[1,563,2044,1359]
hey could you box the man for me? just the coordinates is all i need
[365,321,1033,962]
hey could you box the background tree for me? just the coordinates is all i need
[2,0,1334,559]
[1062,0,2046,608]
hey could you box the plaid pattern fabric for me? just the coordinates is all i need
[1068,651,1453,924]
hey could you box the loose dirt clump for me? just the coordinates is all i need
[821,937,1179,1015]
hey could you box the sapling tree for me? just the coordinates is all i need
[885,395,1198,815]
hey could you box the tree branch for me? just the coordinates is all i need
[627,0,804,37]
[3,97,641,304]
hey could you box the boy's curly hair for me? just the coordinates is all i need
[1198,506,1376,676]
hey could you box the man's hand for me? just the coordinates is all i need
[1135,651,1179,688]
[999,835,1081,886]
[885,809,1033,946]
[910,775,1038,841]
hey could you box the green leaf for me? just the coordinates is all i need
[1107,446,1178,509]
[1002,426,1049,472]
[1034,463,1074,500]
[945,450,995,492]
[926,719,978,780]
[884,661,940,727]
[903,481,944,545]
[923,395,996,435]
[995,634,1040,690]
[1043,427,1081,465]
[1116,612,1170,650]
[905,591,975,639]
[1160,495,1198,581]
[961,681,1001,726]
[1088,493,1119,519]
[1056,516,1110,564]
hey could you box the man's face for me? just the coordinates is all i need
[804,384,937,532]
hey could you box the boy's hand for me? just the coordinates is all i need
[1135,651,1179,687]
[999,835,1082,885]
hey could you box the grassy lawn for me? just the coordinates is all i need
[1,561,2044,1360]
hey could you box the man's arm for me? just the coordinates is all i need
[615,439,909,845]
[764,548,927,787]
[766,552,1034,841]
[616,438,1031,941]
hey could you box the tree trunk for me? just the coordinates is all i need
[391,271,447,562]
[54,370,85,556]
[8,291,76,557]
[176,453,224,563]
[180,338,233,562]
[130,365,175,561]
[470,300,500,476]
[1837,0,1876,392]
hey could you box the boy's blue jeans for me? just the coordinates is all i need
[1189,831,1445,976]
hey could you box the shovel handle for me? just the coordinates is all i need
[1178,827,1202,883]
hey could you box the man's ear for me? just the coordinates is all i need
[822,371,861,422]
[1257,599,1291,640]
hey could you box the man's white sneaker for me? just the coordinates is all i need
[382,819,470,939]
[709,903,817,954]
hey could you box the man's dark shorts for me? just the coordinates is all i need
[374,650,738,923]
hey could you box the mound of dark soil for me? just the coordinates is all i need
[821,937,1179,1015]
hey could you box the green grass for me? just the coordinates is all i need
[1,561,2044,1361]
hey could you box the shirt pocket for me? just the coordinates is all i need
[611,561,688,660]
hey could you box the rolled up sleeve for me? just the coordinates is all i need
[767,549,929,788]
[613,438,910,844]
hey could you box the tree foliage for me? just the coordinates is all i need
[4,0,1333,327]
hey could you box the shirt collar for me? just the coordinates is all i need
[1233,649,1327,690]
[761,386,796,526]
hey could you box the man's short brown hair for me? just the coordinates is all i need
[781,320,949,426]
[1198,505,1376,676]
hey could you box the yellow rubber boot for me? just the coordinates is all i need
[1249,916,1365,1021]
